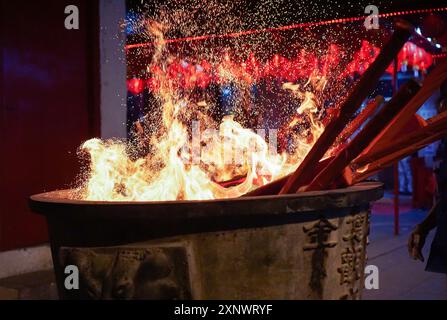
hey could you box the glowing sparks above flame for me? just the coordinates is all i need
[78,19,327,202]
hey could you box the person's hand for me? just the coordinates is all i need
[407,225,428,262]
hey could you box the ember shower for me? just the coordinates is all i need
[76,0,387,201]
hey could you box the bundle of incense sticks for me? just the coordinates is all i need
[241,22,447,196]
[278,20,414,195]
[304,79,421,192]
[336,96,384,146]
[351,111,447,184]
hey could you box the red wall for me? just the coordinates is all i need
[0,0,100,250]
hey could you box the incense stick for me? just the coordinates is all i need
[279,21,413,194]
[304,80,420,191]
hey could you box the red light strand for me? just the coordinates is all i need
[125,7,447,50]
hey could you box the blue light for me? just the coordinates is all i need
[435,43,442,49]
[416,27,422,35]
[250,84,258,97]
[125,12,143,35]
[222,87,232,96]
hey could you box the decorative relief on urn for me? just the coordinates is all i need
[59,245,192,300]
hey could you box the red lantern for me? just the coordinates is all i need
[279,57,291,80]
[406,43,416,67]
[197,71,211,89]
[398,43,409,72]
[245,53,261,82]
[419,49,433,74]
[267,54,282,79]
[305,54,318,78]
[385,62,394,75]
[263,59,273,78]
[321,44,340,76]
[184,64,197,89]
[127,78,144,95]
[292,50,308,79]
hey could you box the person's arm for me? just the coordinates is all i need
[408,201,438,262]
[418,202,438,232]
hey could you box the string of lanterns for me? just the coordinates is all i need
[127,40,434,95]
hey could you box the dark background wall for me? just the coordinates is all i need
[0,0,100,250]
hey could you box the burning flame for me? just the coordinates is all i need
[78,21,325,202]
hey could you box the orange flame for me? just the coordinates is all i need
[78,21,325,201]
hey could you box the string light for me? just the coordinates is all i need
[125,7,447,50]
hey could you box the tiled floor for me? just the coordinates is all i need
[362,194,447,300]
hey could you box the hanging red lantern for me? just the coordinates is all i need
[184,64,197,89]
[292,49,307,79]
[385,62,394,75]
[412,47,423,69]
[197,71,211,89]
[166,61,181,88]
[268,54,281,79]
[305,54,318,78]
[398,43,409,72]
[279,57,291,80]
[283,58,296,82]
[245,53,261,82]
[127,78,144,95]
[321,44,340,76]
[288,58,300,82]
[406,43,416,67]
[263,59,273,78]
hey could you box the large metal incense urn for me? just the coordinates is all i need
[30,182,382,300]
